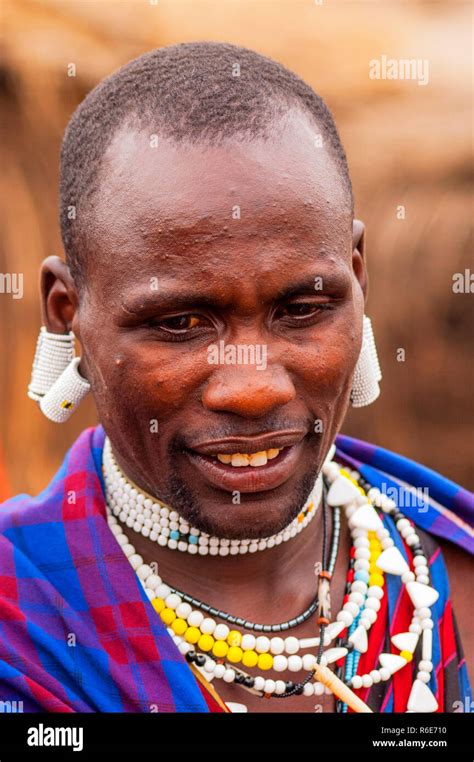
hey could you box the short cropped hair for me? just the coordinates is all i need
[60,41,354,284]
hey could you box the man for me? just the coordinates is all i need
[0,42,472,714]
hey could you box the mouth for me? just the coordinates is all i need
[184,431,307,493]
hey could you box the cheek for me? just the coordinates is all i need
[290,319,361,411]
[300,324,360,380]
[86,337,212,422]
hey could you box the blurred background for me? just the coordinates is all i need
[0,0,472,499]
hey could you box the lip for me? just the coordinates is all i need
[187,430,307,456]
[184,436,306,493]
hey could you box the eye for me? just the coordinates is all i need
[146,313,212,341]
[282,303,318,317]
[158,314,203,332]
[275,301,333,321]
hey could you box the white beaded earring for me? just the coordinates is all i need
[350,315,382,407]
[28,327,90,422]
[28,328,75,401]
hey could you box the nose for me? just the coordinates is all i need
[202,363,296,418]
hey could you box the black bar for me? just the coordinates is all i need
[0,711,472,758]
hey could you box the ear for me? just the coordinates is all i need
[352,219,368,301]
[40,256,79,333]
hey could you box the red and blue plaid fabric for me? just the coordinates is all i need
[335,435,473,712]
[0,426,471,712]
[0,426,220,712]
[336,434,474,555]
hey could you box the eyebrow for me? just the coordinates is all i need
[121,291,228,315]
[274,272,349,301]
[121,272,349,315]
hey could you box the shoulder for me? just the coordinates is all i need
[0,492,33,533]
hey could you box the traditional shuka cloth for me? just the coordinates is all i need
[0,426,472,713]
[335,435,473,713]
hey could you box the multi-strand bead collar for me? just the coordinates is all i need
[104,441,440,713]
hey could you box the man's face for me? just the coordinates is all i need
[74,108,366,539]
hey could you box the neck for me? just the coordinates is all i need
[128,493,352,623]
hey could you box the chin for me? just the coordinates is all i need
[197,501,296,540]
[166,469,318,540]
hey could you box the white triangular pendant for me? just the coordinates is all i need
[406,581,439,610]
[379,653,407,674]
[324,647,348,664]
[391,632,419,652]
[375,547,409,575]
[327,476,360,507]
[350,503,384,532]
[226,702,248,713]
[325,621,347,642]
[349,625,368,653]
[407,679,438,712]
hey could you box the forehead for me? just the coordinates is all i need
[87,109,351,299]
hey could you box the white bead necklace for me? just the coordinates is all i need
[103,436,323,555]
[104,447,438,712]
[322,461,437,712]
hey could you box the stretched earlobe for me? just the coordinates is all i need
[350,316,382,407]
[28,327,90,422]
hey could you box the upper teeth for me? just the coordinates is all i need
[216,449,281,467]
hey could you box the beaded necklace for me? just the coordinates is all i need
[104,443,440,713]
